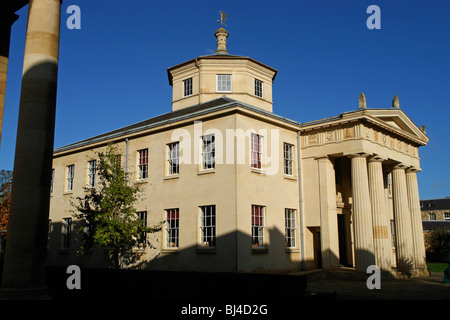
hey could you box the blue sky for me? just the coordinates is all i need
[1,0,449,200]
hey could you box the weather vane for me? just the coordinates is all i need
[217,11,227,27]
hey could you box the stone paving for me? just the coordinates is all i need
[305,271,450,300]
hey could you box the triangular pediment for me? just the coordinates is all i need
[364,109,429,145]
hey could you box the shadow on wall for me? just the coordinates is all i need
[43,222,311,300]
[46,221,311,272]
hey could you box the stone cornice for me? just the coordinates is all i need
[300,108,428,146]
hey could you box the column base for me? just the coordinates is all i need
[393,267,430,279]
[0,285,50,300]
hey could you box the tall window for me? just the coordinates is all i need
[285,209,296,248]
[200,205,216,248]
[48,219,52,249]
[136,211,147,249]
[167,142,179,175]
[255,79,263,97]
[66,165,74,191]
[87,160,97,188]
[387,172,392,197]
[283,143,294,176]
[217,74,231,92]
[183,78,193,97]
[138,149,148,180]
[390,220,396,249]
[50,169,55,193]
[251,133,262,169]
[429,213,436,221]
[62,217,72,249]
[165,209,179,248]
[251,205,265,248]
[202,134,215,170]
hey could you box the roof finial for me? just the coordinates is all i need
[359,93,367,109]
[215,11,229,55]
[392,95,400,108]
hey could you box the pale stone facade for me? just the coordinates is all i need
[46,25,429,277]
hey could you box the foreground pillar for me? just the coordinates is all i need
[316,156,340,269]
[406,167,427,274]
[350,154,375,272]
[392,164,415,274]
[1,0,61,298]
[367,156,392,272]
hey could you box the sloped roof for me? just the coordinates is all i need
[420,198,450,211]
[53,96,301,154]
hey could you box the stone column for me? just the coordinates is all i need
[316,156,340,269]
[367,156,392,272]
[406,167,427,273]
[392,164,415,274]
[0,12,19,147]
[350,154,375,272]
[1,0,61,298]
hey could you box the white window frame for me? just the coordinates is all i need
[66,165,74,192]
[251,205,265,248]
[445,212,450,221]
[183,77,193,97]
[251,133,263,170]
[165,209,179,249]
[87,160,97,188]
[138,149,149,180]
[283,143,294,176]
[255,79,263,98]
[167,142,179,175]
[216,74,232,92]
[199,205,216,248]
[429,213,436,221]
[201,134,215,170]
[285,209,296,248]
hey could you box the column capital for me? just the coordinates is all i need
[314,155,330,162]
[347,152,370,159]
[406,166,421,173]
[367,154,386,163]
[392,163,408,170]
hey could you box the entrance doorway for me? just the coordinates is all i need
[337,214,349,266]
[309,227,322,269]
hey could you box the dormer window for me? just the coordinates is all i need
[183,78,192,97]
[255,79,263,98]
[217,74,231,92]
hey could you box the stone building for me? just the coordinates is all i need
[46,24,429,277]
[420,198,450,222]
[421,197,450,237]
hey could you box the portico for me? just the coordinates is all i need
[301,98,429,277]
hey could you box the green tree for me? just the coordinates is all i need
[0,170,13,235]
[71,144,160,269]
[426,227,450,252]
